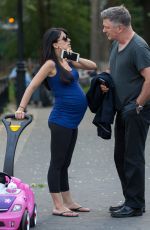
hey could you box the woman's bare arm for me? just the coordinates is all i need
[71,58,97,70]
[15,60,55,118]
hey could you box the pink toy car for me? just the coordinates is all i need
[0,114,37,229]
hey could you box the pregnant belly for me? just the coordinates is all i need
[55,94,87,112]
[49,94,87,128]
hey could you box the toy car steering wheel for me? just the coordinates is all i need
[0,172,11,185]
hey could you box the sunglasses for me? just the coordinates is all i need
[58,35,69,42]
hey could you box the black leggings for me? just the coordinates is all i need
[48,123,78,193]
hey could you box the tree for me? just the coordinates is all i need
[90,0,101,66]
[90,0,111,69]
[135,0,150,44]
[0,0,91,62]
[1,0,148,68]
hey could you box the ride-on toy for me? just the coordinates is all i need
[0,114,37,230]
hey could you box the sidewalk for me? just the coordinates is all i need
[0,104,150,230]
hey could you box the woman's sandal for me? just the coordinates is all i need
[70,206,90,212]
[53,210,79,217]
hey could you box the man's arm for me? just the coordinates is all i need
[136,67,150,106]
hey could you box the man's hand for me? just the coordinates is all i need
[100,84,109,93]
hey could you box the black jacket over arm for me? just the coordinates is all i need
[86,72,116,139]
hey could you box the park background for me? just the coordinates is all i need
[0,2,150,229]
[0,0,150,112]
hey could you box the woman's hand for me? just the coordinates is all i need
[15,107,25,120]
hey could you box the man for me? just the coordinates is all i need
[9,66,31,88]
[100,5,150,218]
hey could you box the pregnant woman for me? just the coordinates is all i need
[15,27,97,217]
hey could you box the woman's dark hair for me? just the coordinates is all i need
[42,27,74,87]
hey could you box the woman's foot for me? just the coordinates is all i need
[61,191,90,212]
[51,192,79,217]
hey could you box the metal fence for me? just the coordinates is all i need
[0,76,9,114]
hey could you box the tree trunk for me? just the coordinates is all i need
[37,0,47,39]
[90,0,110,70]
[90,0,101,66]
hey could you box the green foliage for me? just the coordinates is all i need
[0,0,91,61]
[111,0,144,35]
[50,0,90,57]
[0,0,18,60]
[0,0,146,63]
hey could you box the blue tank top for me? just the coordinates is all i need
[47,65,87,129]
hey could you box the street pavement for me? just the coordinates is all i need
[0,104,150,230]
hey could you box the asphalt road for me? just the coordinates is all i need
[0,104,150,230]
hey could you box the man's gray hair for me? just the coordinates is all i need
[101,5,131,27]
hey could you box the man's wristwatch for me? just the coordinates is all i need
[136,103,143,114]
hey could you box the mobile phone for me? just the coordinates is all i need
[61,49,80,62]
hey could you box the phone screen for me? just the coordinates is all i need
[61,50,79,62]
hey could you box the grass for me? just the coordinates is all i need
[82,85,90,93]
[8,80,16,103]
[30,183,46,188]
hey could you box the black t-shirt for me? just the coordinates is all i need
[109,33,150,110]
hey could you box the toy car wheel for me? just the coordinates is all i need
[30,204,37,227]
[20,210,30,230]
